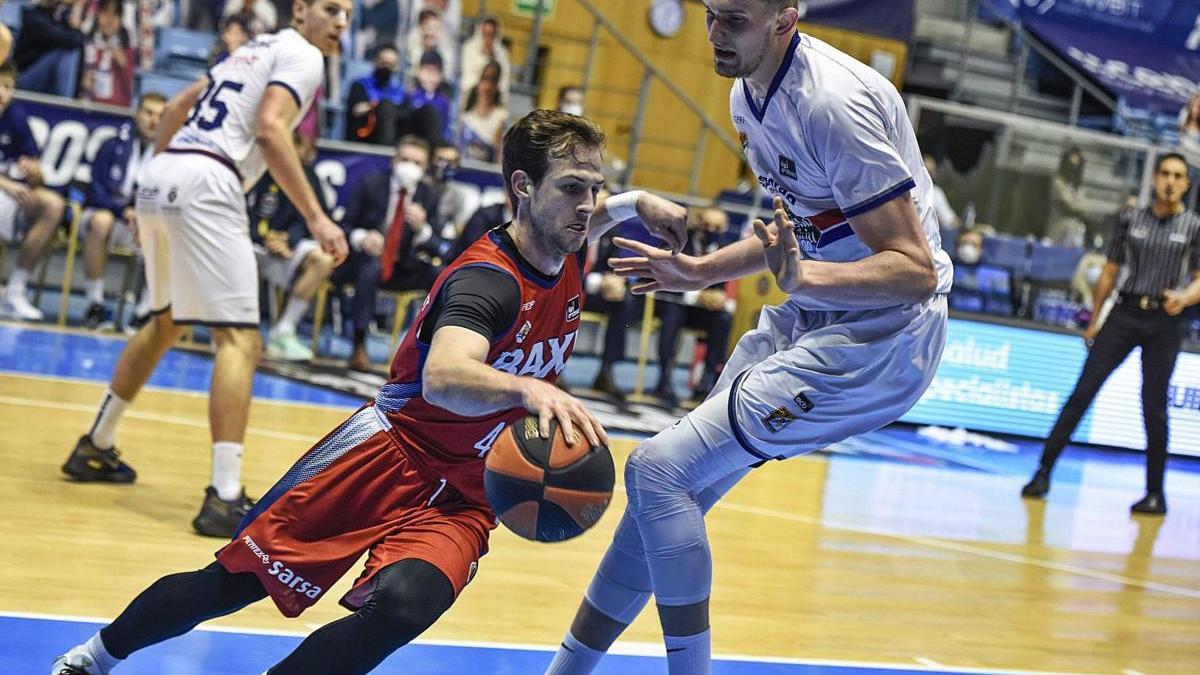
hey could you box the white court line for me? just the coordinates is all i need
[0,609,1081,675]
[0,394,318,444]
[0,370,360,412]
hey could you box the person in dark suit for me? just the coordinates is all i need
[80,93,166,329]
[333,135,444,370]
[443,200,509,266]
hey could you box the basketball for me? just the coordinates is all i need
[484,416,614,543]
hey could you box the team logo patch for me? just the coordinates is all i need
[167,187,178,203]
[793,392,815,413]
[761,406,798,433]
[565,295,581,322]
[521,299,536,311]
[515,320,532,344]
[779,155,798,180]
[793,216,820,252]
[522,416,540,440]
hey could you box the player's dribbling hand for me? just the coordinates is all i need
[1082,321,1100,348]
[635,193,688,254]
[309,215,348,265]
[521,378,608,449]
[609,238,703,294]
[752,197,804,294]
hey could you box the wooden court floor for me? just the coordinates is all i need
[1,372,1198,674]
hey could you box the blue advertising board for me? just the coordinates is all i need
[904,317,1200,457]
[985,0,1200,114]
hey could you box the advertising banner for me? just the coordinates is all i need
[904,318,1200,457]
[799,0,915,43]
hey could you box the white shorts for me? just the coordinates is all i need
[0,188,26,243]
[137,150,258,327]
[80,209,138,251]
[711,294,948,461]
[254,238,319,289]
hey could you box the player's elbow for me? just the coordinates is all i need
[906,253,938,302]
[254,120,288,149]
[421,364,454,409]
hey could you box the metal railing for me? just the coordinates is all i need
[540,0,742,196]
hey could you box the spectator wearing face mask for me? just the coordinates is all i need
[557,85,584,117]
[334,136,445,371]
[425,142,473,248]
[347,45,443,148]
[956,228,983,266]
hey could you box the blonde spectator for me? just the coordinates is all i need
[460,14,510,104]
[459,60,506,163]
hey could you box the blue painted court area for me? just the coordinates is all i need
[2,614,1028,675]
[0,323,363,407]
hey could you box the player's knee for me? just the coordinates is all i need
[34,187,65,219]
[214,327,262,359]
[307,249,335,277]
[623,440,675,517]
[90,211,114,237]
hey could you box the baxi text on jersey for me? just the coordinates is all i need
[491,332,577,378]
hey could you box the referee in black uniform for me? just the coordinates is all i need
[1022,152,1200,514]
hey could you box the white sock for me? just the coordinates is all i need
[6,266,29,296]
[85,631,121,672]
[89,388,130,450]
[276,296,310,336]
[86,278,105,304]
[664,629,711,675]
[544,631,605,675]
[211,442,244,501]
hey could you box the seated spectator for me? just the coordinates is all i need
[405,7,456,82]
[557,85,585,116]
[445,198,509,265]
[14,0,86,98]
[1180,92,1200,155]
[459,61,507,163]
[461,14,510,102]
[80,0,134,107]
[651,206,736,403]
[0,62,67,321]
[346,45,441,147]
[426,142,473,245]
[247,134,336,361]
[222,0,277,34]
[408,0,460,54]
[334,135,444,371]
[210,14,251,66]
[80,93,166,330]
[407,49,453,142]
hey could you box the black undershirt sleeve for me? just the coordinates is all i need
[419,266,521,344]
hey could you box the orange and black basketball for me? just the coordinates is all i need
[484,416,614,543]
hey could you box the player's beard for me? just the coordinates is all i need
[714,30,772,78]
[529,205,584,259]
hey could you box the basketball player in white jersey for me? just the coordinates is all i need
[546,2,952,673]
[60,0,351,539]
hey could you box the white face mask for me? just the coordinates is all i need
[957,243,981,265]
[560,103,584,117]
[393,160,424,192]
[1085,265,1102,285]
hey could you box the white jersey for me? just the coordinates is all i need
[730,33,953,310]
[169,28,323,191]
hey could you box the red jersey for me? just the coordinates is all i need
[375,226,584,506]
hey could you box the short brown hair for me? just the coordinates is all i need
[502,109,605,209]
[396,134,431,156]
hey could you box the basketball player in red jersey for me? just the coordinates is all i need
[50,109,688,675]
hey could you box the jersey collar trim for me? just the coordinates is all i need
[741,32,801,124]
[488,225,563,289]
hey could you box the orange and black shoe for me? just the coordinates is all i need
[62,436,137,483]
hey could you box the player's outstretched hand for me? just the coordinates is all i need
[752,197,803,294]
[309,214,349,266]
[520,378,608,449]
[635,192,688,254]
[609,238,704,294]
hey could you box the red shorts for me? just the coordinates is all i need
[216,407,495,618]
